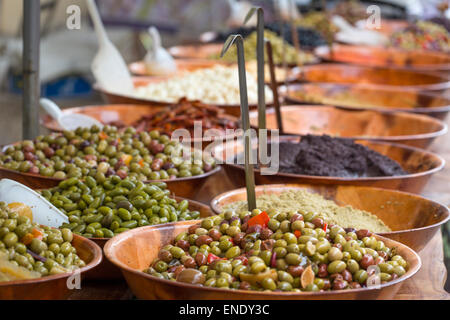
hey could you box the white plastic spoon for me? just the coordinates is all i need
[0,179,68,228]
[143,27,177,76]
[86,0,134,95]
[40,98,103,131]
[332,15,388,46]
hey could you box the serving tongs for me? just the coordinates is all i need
[221,34,256,211]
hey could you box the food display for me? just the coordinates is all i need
[0,202,86,281]
[0,125,216,181]
[1,0,447,301]
[239,135,406,178]
[42,178,200,238]
[107,99,238,136]
[390,21,450,53]
[222,190,390,233]
[213,30,318,65]
[144,208,408,291]
[133,65,274,105]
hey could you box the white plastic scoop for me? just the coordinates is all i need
[40,98,103,131]
[332,15,388,46]
[0,179,68,228]
[86,0,134,95]
[143,27,177,76]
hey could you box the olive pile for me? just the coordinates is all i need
[0,125,216,181]
[145,208,408,292]
[42,176,201,238]
[0,202,85,277]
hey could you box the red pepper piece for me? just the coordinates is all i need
[323,223,328,232]
[270,251,277,268]
[294,230,302,238]
[247,211,270,227]
[207,253,221,264]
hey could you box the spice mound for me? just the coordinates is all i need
[222,189,391,233]
[277,135,406,177]
[144,208,407,292]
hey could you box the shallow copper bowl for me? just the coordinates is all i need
[249,105,448,148]
[168,43,224,60]
[103,220,421,299]
[83,197,214,280]
[0,151,221,200]
[289,64,450,92]
[0,233,102,300]
[211,184,450,252]
[315,45,450,72]
[211,136,445,194]
[128,58,228,76]
[40,104,240,150]
[281,83,450,120]
[95,77,264,117]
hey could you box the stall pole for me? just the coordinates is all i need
[22,0,40,139]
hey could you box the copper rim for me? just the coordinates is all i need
[248,105,448,143]
[103,220,421,298]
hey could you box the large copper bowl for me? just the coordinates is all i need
[315,45,450,72]
[83,196,214,280]
[281,83,450,120]
[95,77,265,117]
[103,220,421,300]
[128,58,228,76]
[211,136,445,194]
[210,184,450,252]
[168,43,223,60]
[40,104,240,150]
[0,151,221,200]
[249,105,447,149]
[289,64,450,92]
[0,233,102,299]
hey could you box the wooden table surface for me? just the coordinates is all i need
[68,115,450,300]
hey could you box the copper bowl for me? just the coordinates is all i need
[281,83,450,120]
[128,58,228,76]
[249,105,448,149]
[0,154,222,200]
[103,220,421,299]
[83,196,214,280]
[168,43,223,60]
[211,184,450,252]
[95,77,264,117]
[289,64,450,92]
[40,104,240,150]
[0,233,102,299]
[315,45,450,72]
[211,136,445,194]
